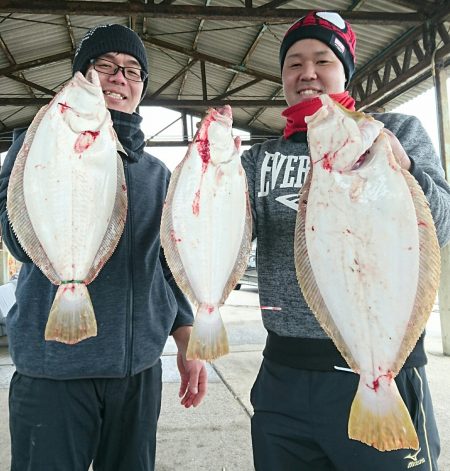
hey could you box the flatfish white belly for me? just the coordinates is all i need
[7,70,127,344]
[294,94,440,451]
[161,106,252,360]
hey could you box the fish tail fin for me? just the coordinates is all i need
[348,376,419,451]
[186,304,229,361]
[45,283,97,344]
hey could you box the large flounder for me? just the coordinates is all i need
[294,95,440,451]
[161,106,252,360]
[7,70,127,345]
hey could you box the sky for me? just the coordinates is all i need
[144,82,449,171]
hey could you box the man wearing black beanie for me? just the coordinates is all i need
[240,10,448,471]
[0,24,207,471]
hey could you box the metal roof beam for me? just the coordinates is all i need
[257,0,291,10]
[354,43,450,110]
[142,36,282,85]
[212,78,261,101]
[177,0,211,99]
[0,32,40,100]
[4,74,56,96]
[0,2,426,24]
[149,59,197,99]
[64,15,76,50]
[351,13,450,107]
[0,51,73,77]
[388,0,434,13]
[223,24,267,94]
[0,98,288,107]
[247,86,283,127]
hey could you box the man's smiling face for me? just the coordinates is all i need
[282,38,346,107]
[88,52,144,114]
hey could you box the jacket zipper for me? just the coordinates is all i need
[123,159,134,375]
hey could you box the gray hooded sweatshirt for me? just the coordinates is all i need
[241,112,450,370]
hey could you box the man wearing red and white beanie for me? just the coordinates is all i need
[241,11,449,471]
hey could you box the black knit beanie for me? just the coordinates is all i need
[279,11,356,85]
[72,24,149,99]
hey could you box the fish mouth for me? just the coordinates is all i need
[208,105,233,127]
[216,105,232,119]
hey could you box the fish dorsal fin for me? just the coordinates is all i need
[390,169,440,372]
[7,105,61,284]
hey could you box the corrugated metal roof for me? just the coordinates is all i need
[0,1,448,147]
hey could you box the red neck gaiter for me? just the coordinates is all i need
[282,92,356,139]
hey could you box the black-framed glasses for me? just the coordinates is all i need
[90,58,148,82]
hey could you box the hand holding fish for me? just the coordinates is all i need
[383,128,411,170]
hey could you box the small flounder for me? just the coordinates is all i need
[161,106,252,360]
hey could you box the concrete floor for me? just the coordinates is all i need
[1,288,449,470]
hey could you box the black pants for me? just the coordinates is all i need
[9,361,162,471]
[251,359,440,471]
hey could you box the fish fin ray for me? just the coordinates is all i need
[186,304,229,360]
[45,283,97,344]
[391,170,441,373]
[294,170,359,371]
[85,154,128,283]
[7,108,61,284]
[348,377,419,451]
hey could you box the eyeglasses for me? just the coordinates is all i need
[90,58,148,82]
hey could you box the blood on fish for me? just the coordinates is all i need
[62,283,76,294]
[195,115,214,171]
[192,189,201,215]
[196,138,210,164]
[322,153,332,172]
[216,168,225,182]
[366,371,393,392]
[122,184,127,192]
[418,221,427,227]
[74,130,100,154]
[170,230,182,243]
[58,102,71,113]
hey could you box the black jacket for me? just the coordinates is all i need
[0,109,193,379]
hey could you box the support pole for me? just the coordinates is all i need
[434,55,450,355]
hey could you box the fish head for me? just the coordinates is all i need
[196,106,239,166]
[56,71,110,133]
[306,94,384,172]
